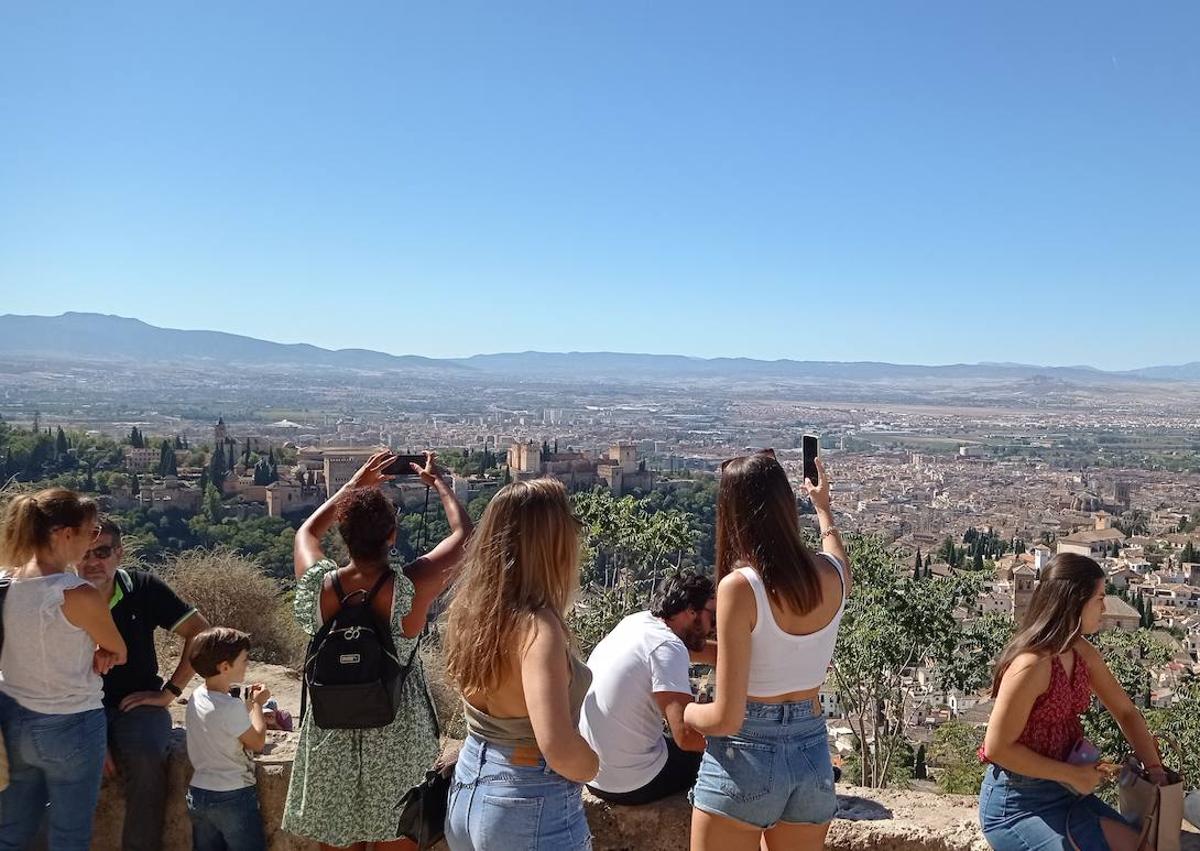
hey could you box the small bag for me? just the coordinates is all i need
[1119,752,1185,851]
[396,763,454,850]
[0,572,12,791]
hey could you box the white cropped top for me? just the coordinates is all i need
[735,552,846,696]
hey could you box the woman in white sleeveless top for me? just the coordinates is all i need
[685,451,850,851]
[0,488,127,851]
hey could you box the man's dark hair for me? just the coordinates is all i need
[651,572,715,620]
[98,516,122,546]
[189,627,251,677]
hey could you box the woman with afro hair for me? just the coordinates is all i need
[282,450,471,850]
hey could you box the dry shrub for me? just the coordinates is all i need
[421,634,466,740]
[157,547,307,668]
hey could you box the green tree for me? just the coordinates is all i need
[930,721,985,794]
[158,439,178,477]
[210,444,227,491]
[55,426,69,456]
[1082,629,1172,761]
[830,536,1012,788]
[202,484,224,523]
[912,743,927,780]
[913,549,923,580]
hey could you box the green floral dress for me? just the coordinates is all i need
[282,559,440,846]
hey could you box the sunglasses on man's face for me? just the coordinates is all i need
[83,545,116,561]
[720,447,776,471]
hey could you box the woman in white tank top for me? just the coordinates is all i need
[0,488,128,851]
[684,450,851,851]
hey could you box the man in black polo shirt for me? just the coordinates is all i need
[79,518,210,851]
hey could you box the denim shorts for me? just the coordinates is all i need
[445,735,591,851]
[979,763,1129,851]
[690,698,836,829]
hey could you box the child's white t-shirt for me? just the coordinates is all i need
[185,684,256,791]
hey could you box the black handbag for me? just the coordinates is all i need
[396,763,454,849]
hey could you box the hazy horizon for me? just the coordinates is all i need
[3,310,1196,372]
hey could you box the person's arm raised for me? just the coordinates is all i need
[402,452,473,638]
[804,456,851,596]
[983,653,1104,794]
[522,610,598,783]
[294,449,396,578]
[684,572,753,737]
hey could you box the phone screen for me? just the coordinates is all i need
[802,435,820,485]
[382,454,427,476]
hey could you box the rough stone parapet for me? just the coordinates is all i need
[90,730,1198,850]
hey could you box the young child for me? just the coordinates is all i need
[184,627,270,851]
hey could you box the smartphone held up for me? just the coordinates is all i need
[802,434,820,486]
[381,453,428,477]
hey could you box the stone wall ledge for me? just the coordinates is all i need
[91,730,1198,851]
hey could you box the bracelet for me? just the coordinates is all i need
[162,681,182,698]
[821,526,841,540]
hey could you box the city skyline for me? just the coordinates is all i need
[3,2,1199,368]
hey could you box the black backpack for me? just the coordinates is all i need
[301,570,418,730]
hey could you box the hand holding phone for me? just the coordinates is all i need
[381,453,429,477]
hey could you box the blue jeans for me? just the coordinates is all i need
[186,785,266,851]
[445,735,592,851]
[107,704,173,851]
[0,692,107,851]
[979,763,1129,851]
[690,698,837,829]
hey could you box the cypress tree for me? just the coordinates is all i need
[913,744,927,780]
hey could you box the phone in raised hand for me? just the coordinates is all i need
[803,435,820,486]
[381,453,428,477]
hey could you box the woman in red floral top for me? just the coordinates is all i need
[980,554,1167,851]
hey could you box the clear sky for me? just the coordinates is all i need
[2,2,1197,369]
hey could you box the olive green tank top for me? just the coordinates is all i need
[462,654,592,749]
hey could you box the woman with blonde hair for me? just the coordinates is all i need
[443,478,598,851]
[0,488,127,851]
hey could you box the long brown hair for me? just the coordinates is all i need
[444,478,582,696]
[0,487,97,568]
[716,452,822,614]
[990,553,1105,696]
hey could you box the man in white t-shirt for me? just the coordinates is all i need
[580,573,716,805]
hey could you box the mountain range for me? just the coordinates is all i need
[3,312,1198,382]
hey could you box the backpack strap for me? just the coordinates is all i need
[330,569,394,606]
[363,569,395,604]
[0,571,11,660]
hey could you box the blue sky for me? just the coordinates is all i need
[1,2,1197,369]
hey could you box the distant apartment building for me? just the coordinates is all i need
[123,447,159,472]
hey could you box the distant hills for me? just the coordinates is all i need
[2,312,1197,382]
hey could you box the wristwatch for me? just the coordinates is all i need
[162,681,183,698]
